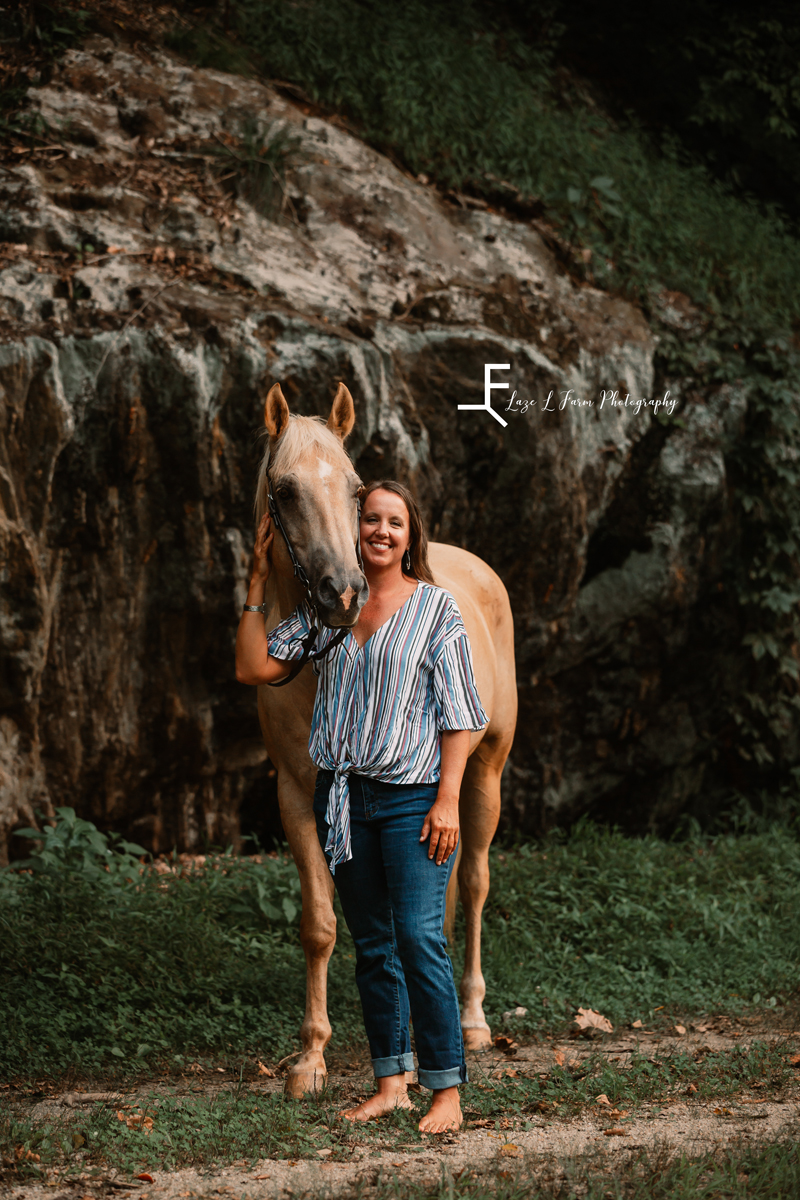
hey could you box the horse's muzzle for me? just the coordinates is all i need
[315,572,368,627]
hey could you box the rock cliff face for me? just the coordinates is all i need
[0,38,743,861]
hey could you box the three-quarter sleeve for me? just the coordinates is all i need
[266,603,312,662]
[432,595,488,732]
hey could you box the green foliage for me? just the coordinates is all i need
[163,24,252,76]
[12,806,148,884]
[547,2,800,216]
[3,813,800,1078]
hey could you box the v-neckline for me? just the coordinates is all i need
[348,582,421,653]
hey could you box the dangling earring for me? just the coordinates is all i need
[403,548,412,573]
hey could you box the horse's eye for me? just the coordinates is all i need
[276,482,295,502]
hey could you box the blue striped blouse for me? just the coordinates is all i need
[267,582,488,871]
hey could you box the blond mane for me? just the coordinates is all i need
[254,414,358,523]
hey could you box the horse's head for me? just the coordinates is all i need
[256,381,368,627]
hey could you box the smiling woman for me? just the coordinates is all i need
[359,479,436,587]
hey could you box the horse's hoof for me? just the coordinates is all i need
[462,1024,493,1052]
[284,1065,327,1097]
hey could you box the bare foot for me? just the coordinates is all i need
[342,1078,414,1123]
[419,1086,462,1133]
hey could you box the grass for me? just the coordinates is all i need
[366,1140,800,1200]
[3,1041,797,1180]
[3,812,800,1079]
[471,822,800,1035]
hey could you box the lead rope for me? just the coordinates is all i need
[263,463,364,688]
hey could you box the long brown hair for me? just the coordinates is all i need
[361,480,436,585]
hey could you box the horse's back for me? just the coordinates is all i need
[428,542,517,747]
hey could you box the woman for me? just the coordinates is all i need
[235,481,487,1133]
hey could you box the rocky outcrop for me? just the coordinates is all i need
[0,38,743,860]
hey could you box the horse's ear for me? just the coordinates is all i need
[326,382,355,441]
[264,382,291,439]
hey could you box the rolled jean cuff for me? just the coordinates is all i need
[372,1052,415,1079]
[418,1063,468,1090]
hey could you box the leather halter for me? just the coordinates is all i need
[264,461,365,688]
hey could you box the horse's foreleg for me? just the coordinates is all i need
[457,744,504,1051]
[278,774,336,1097]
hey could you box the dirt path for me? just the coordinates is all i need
[8,1020,799,1199]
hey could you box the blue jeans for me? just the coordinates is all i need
[313,769,467,1091]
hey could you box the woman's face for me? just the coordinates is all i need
[360,489,411,573]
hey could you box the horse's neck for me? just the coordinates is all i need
[266,564,305,620]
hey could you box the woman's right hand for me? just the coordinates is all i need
[252,513,274,581]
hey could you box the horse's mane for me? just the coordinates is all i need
[254,414,356,523]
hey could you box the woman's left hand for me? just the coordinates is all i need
[420,796,459,865]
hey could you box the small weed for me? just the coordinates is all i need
[211,118,300,219]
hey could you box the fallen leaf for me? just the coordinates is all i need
[632,1019,643,1029]
[574,1007,613,1034]
[134,1174,154,1183]
[500,1143,522,1158]
[788,1054,800,1067]
[71,1133,85,1149]
[116,1111,126,1122]
[553,1050,565,1067]
[687,1083,698,1094]
[493,1035,518,1054]
[603,1128,627,1137]
[257,1060,275,1077]
[317,1149,332,1157]
[674,1025,686,1036]
[595,1094,611,1106]
[470,1119,495,1128]
[502,1006,528,1021]
[252,1174,270,1181]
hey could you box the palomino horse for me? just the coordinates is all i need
[255,381,517,1096]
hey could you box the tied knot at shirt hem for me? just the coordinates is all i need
[324,765,353,874]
